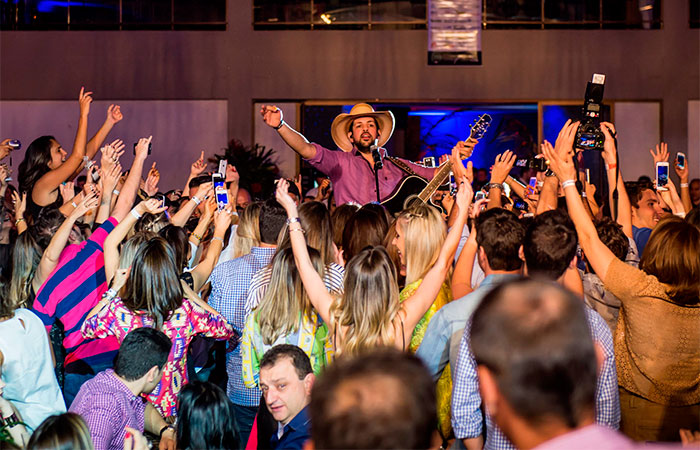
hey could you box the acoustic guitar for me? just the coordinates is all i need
[381,114,492,215]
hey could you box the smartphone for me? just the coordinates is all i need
[91,168,100,183]
[656,162,669,191]
[474,190,486,202]
[677,152,686,170]
[157,194,166,209]
[218,159,227,175]
[212,173,228,210]
[528,177,537,194]
[423,156,436,168]
[133,142,152,155]
[585,168,591,184]
[449,172,456,194]
[502,182,511,198]
[513,198,528,211]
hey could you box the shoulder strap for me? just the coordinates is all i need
[385,156,419,177]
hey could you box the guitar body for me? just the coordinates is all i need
[381,176,446,215]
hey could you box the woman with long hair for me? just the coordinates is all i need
[17,89,122,221]
[232,202,262,259]
[275,177,471,357]
[176,381,238,449]
[544,120,700,442]
[241,247,331,389]
[26,413,93,450]
[81,231,235,418]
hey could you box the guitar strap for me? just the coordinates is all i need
[384,156,422,178]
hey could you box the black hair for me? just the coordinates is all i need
[523,210,577,280]
[260,344,313,380]
[176,381,238,450]
[188,174,211,190]
[470,279,597,428]
[259,198,287,245]
[310,348,436,449]
[113,327,171,381]
[18,136,56,196]
[475,208,525,271]
[594,217,629,261]
[159,224,189,272]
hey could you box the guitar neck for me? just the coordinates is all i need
[417,161,453,203]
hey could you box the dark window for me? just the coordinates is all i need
[252,0,662,30]
[691,0,700,28]
[1,0,226,30]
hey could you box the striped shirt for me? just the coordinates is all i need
[32,218,120,374]
[69,369,146,450]
[209,247,276,407]
[451,306,620,449]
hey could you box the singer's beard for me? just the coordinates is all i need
[356,142,372,154]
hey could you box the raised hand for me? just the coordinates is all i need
[599,122,617,165]
[455,175,474,213]
[459,137,478,160]
[275,178,297,214]
[0,139,12,161]
[79,87,93,117]
[675,154,689,182]
[100,139,125,171]
[650,142,669,165]
[106,104,123,125]
[12,191,26,221]
[102,162,122,192]
[316,178,331,200]
[544,120,578,182]
[72,191,100,218]
[140,198,167,215]
[60,181,76,203]
[204,196,217,218]
[260,105,283,128]
[213,207,233,233]
[134,136,152,160]
[226,164,239,184]
[490,150,517,184]
[191,151,207,177]
[196,181,213,201]
[0,164,9,187]
[293,174,303,198]
[450,144,467,180]
[86,163,99,186]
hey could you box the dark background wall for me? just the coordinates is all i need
[1,1,698,156]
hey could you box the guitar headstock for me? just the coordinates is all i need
[469,114,492,140]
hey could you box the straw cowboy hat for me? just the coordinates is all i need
[331,103,395,152]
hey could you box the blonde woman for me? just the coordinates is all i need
[275,177,471,356]
[241,247,332,388]
[232,202,262,259]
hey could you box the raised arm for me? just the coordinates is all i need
[190,207,233,291]
[96,161,122,224]
[543,120,616,282]
[487,150,516,210]
[183,151,206,198]
[402,177,472,334]
[32,88,92,205]
[675,153,692,214]
[452,221,478,299]
[276,179,334,325]
[34,192,99,290]
[111,136,151,221]
[11,191,27,235]
[172,182,212,227]
[85,105,122,159]
[261,105,317,160]
[600,122,633,237]
[536,142,559,215]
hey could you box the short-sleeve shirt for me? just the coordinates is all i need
[305,144,435,205]
[81,297,234,417]
[32,218,120,374]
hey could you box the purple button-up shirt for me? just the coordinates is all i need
[70,369,147,450]
[306,143,435,205]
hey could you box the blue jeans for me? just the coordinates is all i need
[233,403,258,449]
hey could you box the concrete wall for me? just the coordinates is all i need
[1,0,698,179]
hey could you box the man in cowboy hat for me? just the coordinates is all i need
[260,103,476,205]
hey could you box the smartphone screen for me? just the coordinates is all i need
[656,163,669,190]
[449,172,456,194]
[423,157,436,168]
[158,194,166,209]
[528,176,537,194]
[133,142,152,155]
[677,153,686,170]
[212,174,228,209]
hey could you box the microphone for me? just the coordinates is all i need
[371,139,383,170]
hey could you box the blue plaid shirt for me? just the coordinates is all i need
[452,305,620,449]
[209,247,276,407]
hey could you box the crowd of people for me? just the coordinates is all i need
[0,90,698,450]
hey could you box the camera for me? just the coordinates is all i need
[515,157,547,172]
[575,74,606,151]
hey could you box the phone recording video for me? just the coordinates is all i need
[212,173,228,210]
[656,162,669,191]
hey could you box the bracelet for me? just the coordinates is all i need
[289,226,305,234]
[286,217,301,225]
[130,209,142,220]
[102,288,117,299]
[212,236,225,244]
[273,120,286,130]
[561,179,576,190]
[159,425,174,438]
[112,189,120,195]
[71,201,78,208]
[487,182,503,191]
[680,183,689,188]
[191,231,203,241]
[544,169,556,177]
[674,212,686,217]
[606,163,617,170]
[14,218,24,226]
[191,196,201,205]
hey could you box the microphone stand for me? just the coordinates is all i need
[371,139,383,203]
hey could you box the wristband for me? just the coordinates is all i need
[212,236,225,244]
[112,189,120,195]
[561,179,576,190]
[606,163,617,170]
[191,231,203,241]
[71,201,78,208]
[14,218,25,226]
[273,120,286,130]
[289,226,305,234]
[674,212,686,217]
[130,209,142,220]
[487,182,504,191]
[286,217,301,225]
[160,425,174,438]
[680,183,689,188]
[102,288,117,300]
[191,196,201,205]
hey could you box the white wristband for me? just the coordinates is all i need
[561,179,576,190]
[112,189,120,195]
[192,196,201,205]
[130,209,142,220]
[680,183,689,188]
[71,201,78,208]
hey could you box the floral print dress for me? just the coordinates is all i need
[81,297,234,417]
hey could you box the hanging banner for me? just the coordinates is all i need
[428,0,482,65]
